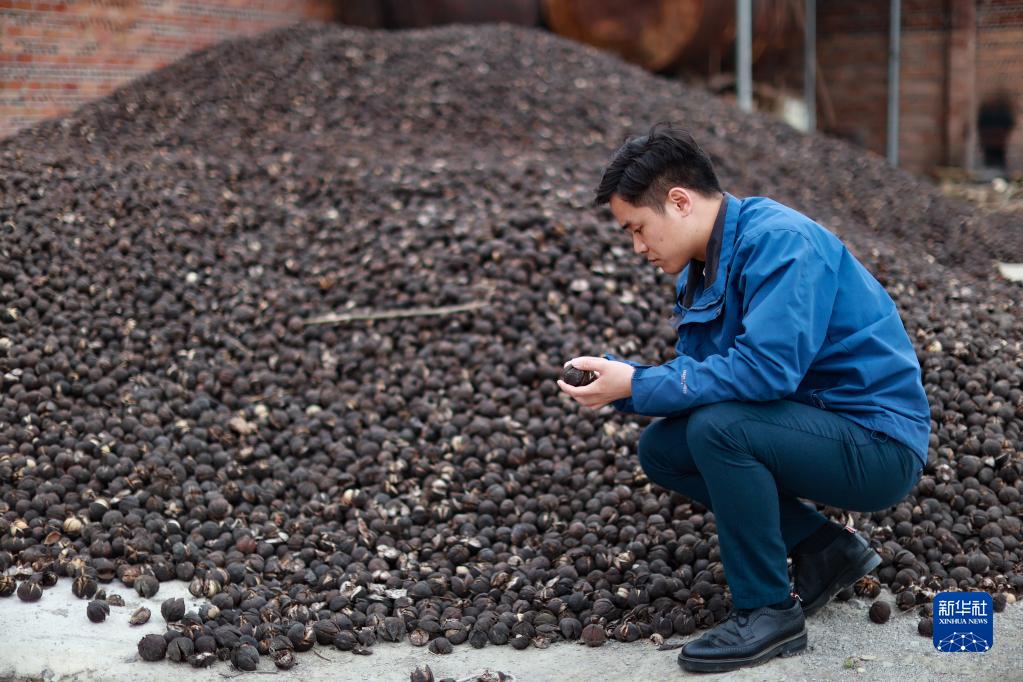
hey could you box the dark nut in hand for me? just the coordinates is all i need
[562,365,596,387]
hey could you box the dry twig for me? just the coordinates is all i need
[304,301,486,325]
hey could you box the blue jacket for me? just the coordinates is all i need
[609,193,931,466]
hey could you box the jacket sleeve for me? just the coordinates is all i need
[629,228,839,417]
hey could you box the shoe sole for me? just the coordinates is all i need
[677,629,808,673]
[801,547,882,618]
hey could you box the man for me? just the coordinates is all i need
[557,124,929,673]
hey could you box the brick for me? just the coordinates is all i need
[0,0,335,138]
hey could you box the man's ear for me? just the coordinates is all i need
[666,187,693,217]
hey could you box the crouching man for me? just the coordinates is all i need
[558,124,929,673]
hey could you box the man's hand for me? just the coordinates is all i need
[557,356,634,409]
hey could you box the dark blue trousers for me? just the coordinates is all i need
[638,400,923,609]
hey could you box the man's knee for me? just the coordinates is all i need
[686,402,748,458]
[638,417,692,477]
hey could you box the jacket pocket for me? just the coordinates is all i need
[676,297,725,327]
[676,302,725,359]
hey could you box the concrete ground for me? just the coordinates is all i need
[0,579,1020,682]
[996,262,1023,282]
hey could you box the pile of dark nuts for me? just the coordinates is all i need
[0,22,1020,669]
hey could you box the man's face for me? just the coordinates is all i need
[609,191,701,276]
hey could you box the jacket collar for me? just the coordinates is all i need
[677,192,740,311]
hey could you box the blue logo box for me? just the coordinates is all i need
[933,592,993,652]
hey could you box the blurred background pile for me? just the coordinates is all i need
[3,1,1023,180]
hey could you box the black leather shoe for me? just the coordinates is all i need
[792,526,881,617]
[677,601,806,673]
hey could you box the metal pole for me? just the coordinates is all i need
[736,0,753,112]
[804,0,816,131]
[887,0,901,166]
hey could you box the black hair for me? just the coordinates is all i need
[594,123,722,211]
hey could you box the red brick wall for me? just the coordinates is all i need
[815,0,949,173]
[976,2,1023,174]
[812,0,1023,175]
[815,31,889,155]
[0,0,336,139]
[897,30,948,172]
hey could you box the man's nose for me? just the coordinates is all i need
[632,233,647,254]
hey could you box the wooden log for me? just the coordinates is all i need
[542,0,705,71]
[543,0,797,74]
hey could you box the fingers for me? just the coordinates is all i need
[557,380,608,410]
[558,376,600,395]
[557,379,599,396]
[565,355,606,372]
